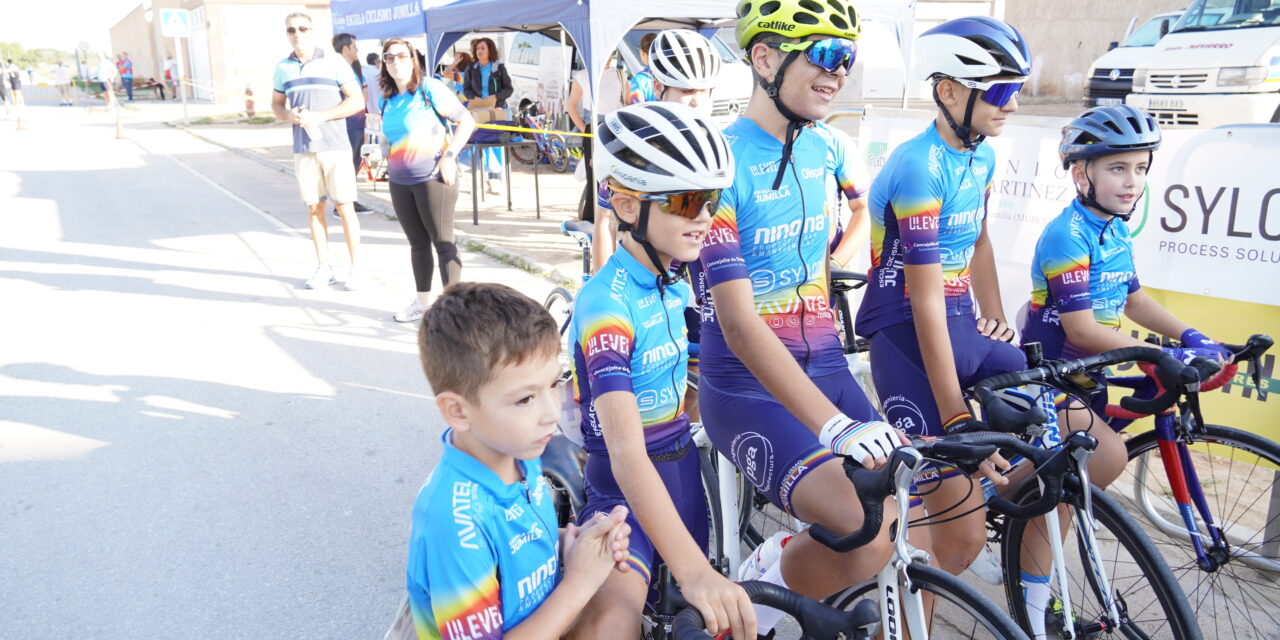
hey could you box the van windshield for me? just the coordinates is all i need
[1173,0,1280,31]
[1123,15,1176,46]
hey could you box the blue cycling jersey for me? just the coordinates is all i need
[809,121,871,253]
[571,248,692,456]
[855,122,995,337]
[697,118,845,380]
[1023,199,1141,360]
[406,430,559,640]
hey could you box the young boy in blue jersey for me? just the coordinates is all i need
[567,103,755,640]
[696,1,908,634]
[1020,105,1233,635]
[407,282,631,640]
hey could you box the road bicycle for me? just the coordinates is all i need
[1102,334,1278,639]
[962,345,1205,639]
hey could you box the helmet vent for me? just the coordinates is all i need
[739,2,753,18]
[1103,120,1122,135]
[759,1,781,17]
[957,55,983,67]
[798,0,823,13]
[1126,116,1141,133]
[831,14,848,30]
[795,11,819,25]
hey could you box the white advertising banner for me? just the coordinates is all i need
[857,109,1280,315]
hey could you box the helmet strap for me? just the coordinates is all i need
[757,49,811,190]
[932,79,985,150]
[627,201,680,288]
[1074,159,1136,245]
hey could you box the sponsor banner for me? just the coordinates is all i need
[859,109,1278,439]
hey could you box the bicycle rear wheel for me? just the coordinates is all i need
[1120,424,1280,639]
[1000,482,1201,639]
[548,135,571,173]
[826,562,1029,639]
[509,141,537,165]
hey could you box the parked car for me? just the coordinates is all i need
[1128,0,1280,127]
[1086,7,1230,107]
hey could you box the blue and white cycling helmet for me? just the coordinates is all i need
[915,17,1031,148]
[1059,104,1162,169]
[1060,104,1162,223]
[649,29,722,92]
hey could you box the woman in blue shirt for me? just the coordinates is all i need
[379,39,476,323]
[463,37,512,195]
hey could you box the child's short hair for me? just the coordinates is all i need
[419,282,560,401]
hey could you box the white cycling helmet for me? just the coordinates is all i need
[598,102,734,193]
[649,29,722,91]
[914,16,1031,81]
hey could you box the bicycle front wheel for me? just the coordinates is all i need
[826,562,1029,639]
[549,135,571,173]
[1121,424,1280,639]
[1000,483,1201,639]
[509,141,537,165]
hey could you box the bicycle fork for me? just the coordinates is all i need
[1154,412,1227,571]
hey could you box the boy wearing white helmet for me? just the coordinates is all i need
[567,103,755,640]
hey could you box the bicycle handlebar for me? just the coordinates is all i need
[671,581,879,640]
[807,447,920,552]
[1222,334,1274,388]
[971,346,1201,433]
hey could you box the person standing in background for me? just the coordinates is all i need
[363,52,381,110]
[463,37,511,195]
[626,33,658,104]
[164,53,178,100]
[332,33,373,214]
[6,60,25,107]
[53,62,71,106]
[271,11,367,290]
[97,53,117,107]
[118,52,133,101]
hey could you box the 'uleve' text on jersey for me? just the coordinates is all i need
[571,249,692,456]
[407,431,559,640]
[1023,200,1141,360]
[698,118,845,379]
[856,122,994,337]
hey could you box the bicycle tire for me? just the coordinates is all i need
[1120,424,1280,639]
[999,481,1201,639]
[509,141,537,165]
[549,135,571,173]
[543,287,574,338]
[578,182,594,222]
[826,562,1029,639]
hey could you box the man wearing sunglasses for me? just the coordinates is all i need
[271,12,367,290]
[854,16,1032,580]
[567,103,756,640]
[696,1,905,635]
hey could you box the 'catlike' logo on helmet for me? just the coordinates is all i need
[757,20,796,31]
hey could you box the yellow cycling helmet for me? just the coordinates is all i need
[735,0,861,50]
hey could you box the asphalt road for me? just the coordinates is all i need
[0,105,553,638]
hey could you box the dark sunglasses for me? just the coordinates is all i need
[952,77,1025,107]
[773,38,857,74]
[609,184,721,219]
[384,52,413,63]
[286,26,311,35]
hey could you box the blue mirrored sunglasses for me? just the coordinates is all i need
[775,38,857,74]
[953,77,1025,107]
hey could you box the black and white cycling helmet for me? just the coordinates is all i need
[649,29,722,91]
[915,16,1031,82]
[598,102,734,194]
[1059,104,1162,169]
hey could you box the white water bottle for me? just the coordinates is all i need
[300,108,323,142]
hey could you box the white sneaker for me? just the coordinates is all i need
[303,266,335,289]
[738,531,792,582]
[394,299,429,323]
[966,541,1004,585]
[343,268,363,291]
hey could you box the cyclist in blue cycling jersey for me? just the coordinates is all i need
[855,17,1031,577]
[407,283,630,640]
[568,103,755,640]
[1026,104,1233,416]
[697,1,906,633]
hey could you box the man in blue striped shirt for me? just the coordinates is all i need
[271,11,367,290]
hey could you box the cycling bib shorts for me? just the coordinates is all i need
[856,122,995,337]
[578,443,707,591]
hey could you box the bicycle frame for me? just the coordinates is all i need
[882,451,932,640]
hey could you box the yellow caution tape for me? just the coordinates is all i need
[475,122,592,138]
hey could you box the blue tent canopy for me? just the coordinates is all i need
[331,0,428,39]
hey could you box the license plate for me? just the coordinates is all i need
[1148,97,1185,109]
[1098,97,1123,106]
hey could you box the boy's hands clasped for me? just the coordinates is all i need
[563,505,632,592]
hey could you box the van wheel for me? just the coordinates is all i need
[1271,104,1280,123]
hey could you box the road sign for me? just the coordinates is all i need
[160,8,191,38]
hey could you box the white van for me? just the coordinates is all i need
[1087,8,1231,107]
[1127,0,1280,127]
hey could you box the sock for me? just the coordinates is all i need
[1021,571,1053,639]
[753,557,791,634]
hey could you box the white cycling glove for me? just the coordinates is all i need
[818,414,901,465]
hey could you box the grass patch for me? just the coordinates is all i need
[460,237,577,290]
[191,117,215,125]
[245,115,276,125]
